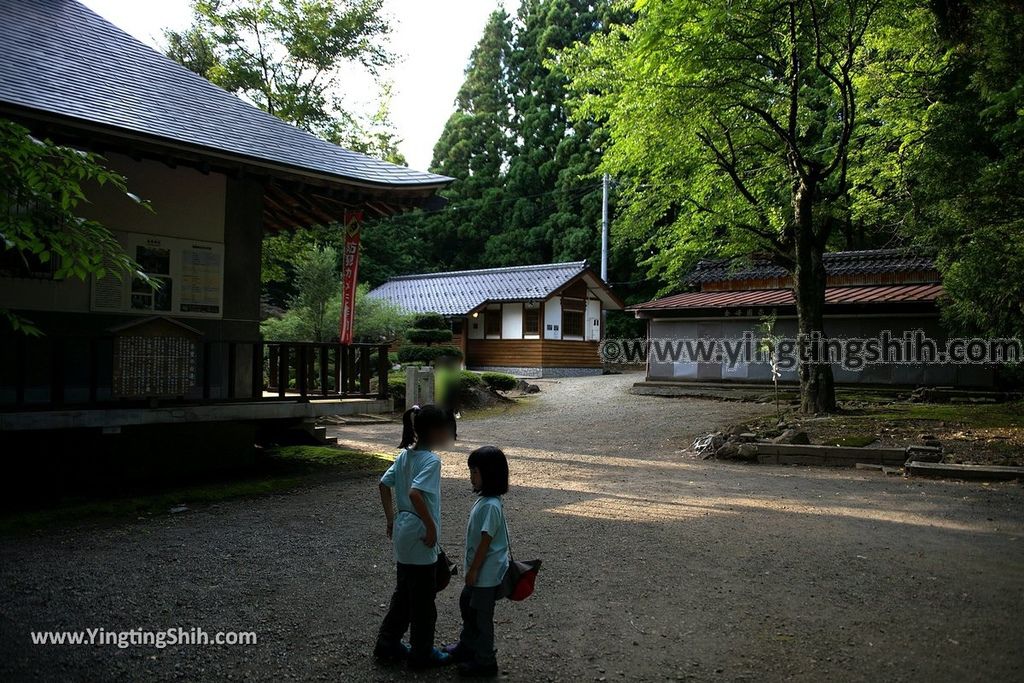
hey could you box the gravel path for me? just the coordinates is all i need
[1,372,1022,682]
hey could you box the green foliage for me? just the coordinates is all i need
[860,1,1024,339]
[0,118,151,334]
[480,372,517,392]
[562,0,906,281]
[406,328,453,345]
[367,1,628,274]
[165,0,396,149]
[292,244,339,341]
[387,370,406,404]
[561,0,915,412]
[356,287,411,342]
[396,344,463,364]
[604,308,645,340]
[261,281,409,342]
[412,312,447,330]
[404,312,453,345]
[437,369,484,407]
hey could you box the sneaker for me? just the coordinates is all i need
[458,661,499,678]
[373,640,410,663]
[409,647,452,669]
[442,642,474,663]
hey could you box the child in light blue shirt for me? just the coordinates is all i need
[375,405,456,669]
[445,446,510,677]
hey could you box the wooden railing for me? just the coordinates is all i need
[263,341,389,400]
[0,336,390,410]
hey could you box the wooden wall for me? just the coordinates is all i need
[539,340,602,367]
[466,338,600,368]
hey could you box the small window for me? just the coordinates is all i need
[484,308,502,337]
[524,306,540,336]
[562,310,584,338]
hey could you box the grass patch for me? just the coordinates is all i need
[867,401,1024,428]
[269,446,395,471]
[0,446,393,536]
[460,395,538,421]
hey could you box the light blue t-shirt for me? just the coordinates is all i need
[464,496,509,588]
[380,448,442,566]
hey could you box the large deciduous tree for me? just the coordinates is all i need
[564,0,904,413]
[164,0,399,155]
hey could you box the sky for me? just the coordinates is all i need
[80,0,518,171]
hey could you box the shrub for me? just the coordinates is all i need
[412,312,447,330]
[397,344,463,364]
[455,370,483,391]
[387,371,407,407]
[406,328,454,345]
[480,372,517,392]
[436,369,484,407]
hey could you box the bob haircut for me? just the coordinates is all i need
[468,446,509,497]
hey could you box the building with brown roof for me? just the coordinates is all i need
[629,249,995,387]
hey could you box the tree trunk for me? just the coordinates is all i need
[792,179,837,414]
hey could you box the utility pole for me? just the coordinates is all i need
[600,173,610,281]
[600,173,610,341]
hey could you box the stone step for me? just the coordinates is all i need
[756,443,908,467]
[905,461,1024,482]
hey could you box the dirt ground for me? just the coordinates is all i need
[1,372,1022,682]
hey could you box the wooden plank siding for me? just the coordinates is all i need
[467,339,544,367]
[539,340,602,367]
[466,338,601,368]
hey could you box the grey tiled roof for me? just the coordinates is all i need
[367,262,590,315]
[685,249,937,284]
[0,0,451,189]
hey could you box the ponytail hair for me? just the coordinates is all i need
[399,404,455,450]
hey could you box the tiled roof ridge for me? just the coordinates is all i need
[385,261,588,282]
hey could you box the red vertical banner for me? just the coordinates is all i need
[338,210,363,345]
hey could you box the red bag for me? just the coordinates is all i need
[501,515,541,601]
[505,558,542,601]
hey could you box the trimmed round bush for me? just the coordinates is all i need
[412,312,447,330]
[397,344,464,364]
[406,328,454,345]
[480,371,517,392]
[455,370,483,391]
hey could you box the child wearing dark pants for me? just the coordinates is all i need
[446,446,510,678]
[374,406,454,669]
[378,563,438,661]
[457,583,504,673]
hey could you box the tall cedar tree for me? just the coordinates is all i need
[395,1,621,272]
[493,0,619,266]
[426,9,515,269]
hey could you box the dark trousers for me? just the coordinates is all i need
[457,584,501,667]
[377,562,437,660]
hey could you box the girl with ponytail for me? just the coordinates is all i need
[374,404,456,669]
